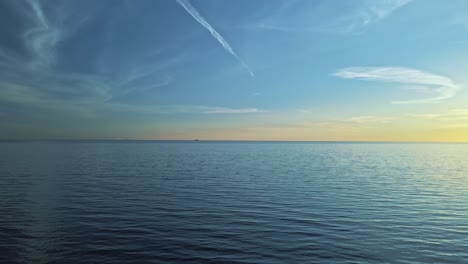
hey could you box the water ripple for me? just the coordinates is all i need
[1,142,468,263]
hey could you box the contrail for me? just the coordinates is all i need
[176,0,254,77]
[27,0,48,27]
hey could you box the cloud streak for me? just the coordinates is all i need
[253,0,411,34]
[88,104,265,116]
[201,107,262,114]
[355,0,411,26]
[24,0,63,69]
[410,109,468,121]
[176,0,254,77]
[346,116,393,123]
[333,66,460,103]
[324,0,412,34]
[0,1,181,107]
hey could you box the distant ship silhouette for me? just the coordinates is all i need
[194,139,199,141]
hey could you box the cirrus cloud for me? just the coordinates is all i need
[333,66,460,104]
[253,0,411,34]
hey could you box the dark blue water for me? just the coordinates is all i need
[1,142,467,263]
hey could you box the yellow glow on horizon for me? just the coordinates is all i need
[153,124,468,142]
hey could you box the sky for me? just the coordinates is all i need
[1,0,468,141]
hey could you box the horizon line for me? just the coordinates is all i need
[1,139,467,144]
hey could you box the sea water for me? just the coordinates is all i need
[1,141,467,263]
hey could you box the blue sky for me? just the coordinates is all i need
[1,0,468,140]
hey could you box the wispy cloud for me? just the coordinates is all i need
[321,0,412,33]
[24,0,63,69]
[333,66,460,103]
[346,116,393,123]
[0,1,179,107]
[202,107,262,114]
[102,104,264,115]
[0,79,264,117]
[111,55,184,97]
[0,71,113,106]
[410,109,468,121]
[0,59,177,106]
[253,0,411,34]
[354,0,411,26]
[176,0,254,77]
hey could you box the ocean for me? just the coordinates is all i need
[1,141,467,263]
